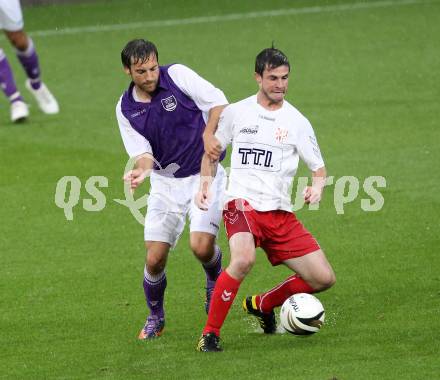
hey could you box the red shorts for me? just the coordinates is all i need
[223,199,320,266]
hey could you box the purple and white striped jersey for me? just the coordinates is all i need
[116,64,227,178]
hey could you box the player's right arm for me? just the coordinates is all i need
[195,153,219,210]
[123,153,154,193]
[203,105,226,160]
[207,104,235,158]
[195,104,235,210]
[116,98,154,193]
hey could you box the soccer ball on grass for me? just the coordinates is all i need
[280,293,325,335]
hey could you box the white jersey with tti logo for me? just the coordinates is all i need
[215,94,325,212]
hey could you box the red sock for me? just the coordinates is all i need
[256,274,314,313]
[203,270,241,336]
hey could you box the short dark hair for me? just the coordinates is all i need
[121,39,158,69]
[255,47,290,76]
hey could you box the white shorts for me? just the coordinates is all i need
[144,165,226,247]
[0,0,24,31]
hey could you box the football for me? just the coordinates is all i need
[280,293,325,335]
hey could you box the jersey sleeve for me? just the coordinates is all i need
[116,98,153,158]
[168,64,228,112]
[296,118,325,171]
[215,104,235,150]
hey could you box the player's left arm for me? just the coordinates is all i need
[296,118,327,204]
[168,64,228,159]
[304,166,327,204]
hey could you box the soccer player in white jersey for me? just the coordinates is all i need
[116,39,227,340]
[196,47,336,352]
[0,0,59,123]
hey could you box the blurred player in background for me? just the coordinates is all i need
[196,47,336,352]
[116,39,227,340]
[0,0,59,123]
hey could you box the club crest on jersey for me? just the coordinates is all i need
[275,127,288,143]
[161,95,177,111]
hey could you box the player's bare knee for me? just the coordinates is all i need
[5,31,28,51]
[313,270,336,291]
[190,241,213,261]
[146,253,167,274]
[190,232,216,261]
[146,258,166,274]
[230,254,255,277]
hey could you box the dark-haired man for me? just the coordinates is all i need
[116,39,227,340]
[196,47,336,352]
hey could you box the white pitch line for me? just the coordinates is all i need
[28,0,434,38]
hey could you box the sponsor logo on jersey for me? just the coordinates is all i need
[161,95,177,111]
[233,142,282,172]
[239,125,259,135]
[238,147,274,168]
[130,108,147,118]
[258,114,276,122]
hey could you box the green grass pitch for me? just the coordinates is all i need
[1,0,439,378]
